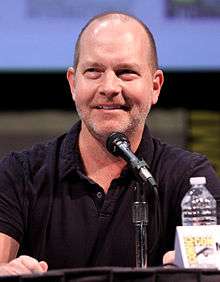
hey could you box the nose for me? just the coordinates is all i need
[98,71,122,98]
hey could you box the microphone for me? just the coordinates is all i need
[106,132,157,187]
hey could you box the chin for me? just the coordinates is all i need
[84,115,145,139]
[89,122,134,141]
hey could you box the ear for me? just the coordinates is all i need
[66,67,76,101]
[151,69,164,105]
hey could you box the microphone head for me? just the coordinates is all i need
[106,132,130,156]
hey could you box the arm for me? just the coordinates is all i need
[0,233,19,263]
[0,153,48,276]
[0,232,48,276]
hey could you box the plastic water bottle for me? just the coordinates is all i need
[181,177,217,226]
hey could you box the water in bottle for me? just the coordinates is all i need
[181,177,217,226]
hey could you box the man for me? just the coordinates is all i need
[0,12,219,276]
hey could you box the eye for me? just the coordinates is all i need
[116,69,138,80]
[84,68,102,79]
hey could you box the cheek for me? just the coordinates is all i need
[73,85,89,105]
[130,87,152,107]
[74,93,86,111]
[138,84,154,107]
[74,88,95,115]
[130,79,153,100]
[74,78,96,104]
[71,90,76,102]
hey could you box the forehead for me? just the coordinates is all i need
[82,15,149,42]
[78,15,151,61]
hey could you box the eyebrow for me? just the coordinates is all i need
[80,62,105,69]
[80,61,140,70]
[115,63,140,70]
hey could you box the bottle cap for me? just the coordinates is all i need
[190,176,206,185]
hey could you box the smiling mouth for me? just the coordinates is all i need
[95,105,130,111]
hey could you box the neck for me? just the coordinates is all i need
[78,123,144,192]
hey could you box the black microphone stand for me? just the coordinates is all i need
[132,181,148,268]
[105,132,158,268]
[128,158,158,268]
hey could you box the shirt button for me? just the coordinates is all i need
[97,192,103,199]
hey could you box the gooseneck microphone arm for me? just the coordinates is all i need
[106,132,158,188]
[106,132,158,268]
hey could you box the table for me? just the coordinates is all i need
[1,267,220,281]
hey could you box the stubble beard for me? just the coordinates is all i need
[76,105,151,144]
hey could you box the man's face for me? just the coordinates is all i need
[67,17,163,142]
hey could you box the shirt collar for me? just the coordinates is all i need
[135,124,154,168]
[59,121,155,181]
[59,121,82,180]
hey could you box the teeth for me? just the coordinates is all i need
[103,106,119,109]
[96,105,127,110]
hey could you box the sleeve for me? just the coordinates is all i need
[0,153,27,243]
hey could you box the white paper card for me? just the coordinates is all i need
[175,225,220,269]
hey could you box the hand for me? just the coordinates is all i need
[163,250,175,266]
[0,255,48,276]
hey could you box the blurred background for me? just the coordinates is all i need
[0,0,219,175]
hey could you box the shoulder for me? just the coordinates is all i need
[0,133,66,180]
[0,121,81,184]
[152,137,209,171]
[141,125,210,176]
[151,137,219,192]
[149,138,220,219]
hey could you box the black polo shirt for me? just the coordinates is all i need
[0,121,219,269]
